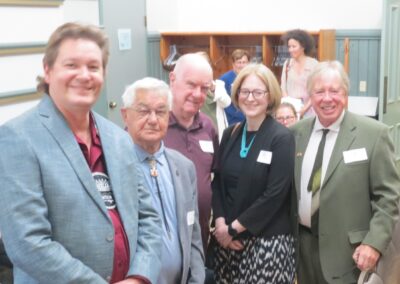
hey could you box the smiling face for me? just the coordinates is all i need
[238,74,269,122]
[169,56,212,124]
[310,73,347,127]
[276,106,297,127]
[44,38,104,116]
[288,38,305,60]
[122,89,169,154]
[232,55,250,74]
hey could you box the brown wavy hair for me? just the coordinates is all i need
[37,22,109,94]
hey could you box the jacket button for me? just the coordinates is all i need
[106,235,114,242]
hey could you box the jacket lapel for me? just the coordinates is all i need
[322,112,356,187]
[164,149,187,253]
[38,96,108,218]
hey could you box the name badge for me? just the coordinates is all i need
[257,150,272,164]
[199,140,214,153]
[343,148,368,164]
[187,210,195,226]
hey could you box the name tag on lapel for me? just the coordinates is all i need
[187,210,195,226]
[343,148,368,164]
[199,140,214,153]
[257,150,272,164]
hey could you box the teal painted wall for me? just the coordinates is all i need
[336,30,381,97]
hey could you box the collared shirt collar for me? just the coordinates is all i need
[134,141,165,165]
[168,111,203,131]
[313,110,345,133]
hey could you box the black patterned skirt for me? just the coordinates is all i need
[214,234,295,284]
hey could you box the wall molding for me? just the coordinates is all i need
[0,42,46,56]
[0,0,63,6]
[335,29,381,39]
[0,88,43,106]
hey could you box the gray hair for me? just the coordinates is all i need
[121,77,172,109]
[173,53,213,79]
[307,60,350,96]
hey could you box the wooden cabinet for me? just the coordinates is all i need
[160,30,335,79]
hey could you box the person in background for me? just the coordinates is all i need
[165,53,218,255]
[212,64,296,283]
[0,22,161,284]
[121,77,205,284]
[281,29,318,118]
[220,49,250,125]
[197,51,231,141]
[291,61,400,284]
[275,102,298,127]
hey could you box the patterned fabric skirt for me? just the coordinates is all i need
[214,234,295,284]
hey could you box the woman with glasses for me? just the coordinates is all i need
[276,102,298,127]
[212,64,296,283]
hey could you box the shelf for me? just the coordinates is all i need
[160,30,336,79]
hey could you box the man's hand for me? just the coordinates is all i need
[352,244,380,271]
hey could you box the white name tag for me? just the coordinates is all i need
[343,148,368,164]
[199,140,214,153]
[257,150,272,164]
[187,210,195,226]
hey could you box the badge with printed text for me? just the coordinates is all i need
[257,150,272,164]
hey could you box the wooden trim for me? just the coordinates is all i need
[0,43,46,56]
[0,0,63,6]
[0,89,43,106]
[318,29,336,60]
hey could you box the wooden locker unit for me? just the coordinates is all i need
[160,30,336,79]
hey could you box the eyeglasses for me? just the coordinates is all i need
[276,115,296,122]
[238,88,268,99]
[133,108,168,119]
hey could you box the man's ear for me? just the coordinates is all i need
[43,64,51,83]
[120,108,127,125]
[169,71,175,85]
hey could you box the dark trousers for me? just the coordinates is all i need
[298,225,328,284]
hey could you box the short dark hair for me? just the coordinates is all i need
[37,22,109,94]
[281,29,316,56]
[231,49,251,62]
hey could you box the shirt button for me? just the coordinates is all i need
[106,235,114,242]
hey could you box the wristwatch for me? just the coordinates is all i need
[228,223,238,238]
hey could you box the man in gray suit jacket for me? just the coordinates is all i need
[291,61,400,284]
[121,77,205,284]
[0,23,161,284]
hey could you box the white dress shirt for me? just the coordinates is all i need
[299,111,345,227]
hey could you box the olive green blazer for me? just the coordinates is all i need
[291,111,400,283]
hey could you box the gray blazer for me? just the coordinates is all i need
[291,111,400,283]
[164,148,205,284]
[0,95,162,284]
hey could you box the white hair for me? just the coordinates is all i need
[121,77,172,109]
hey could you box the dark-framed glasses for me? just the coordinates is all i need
[238,88,268,99]
[276,115,296,122]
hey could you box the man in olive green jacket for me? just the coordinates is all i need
[291,61,400,284]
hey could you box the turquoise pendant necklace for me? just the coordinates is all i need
[240,123,256,158]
